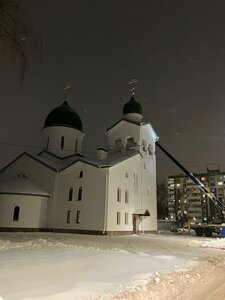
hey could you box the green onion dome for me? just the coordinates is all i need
[123,96,143,115]
[44,100,83,131]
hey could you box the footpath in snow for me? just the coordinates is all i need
[0,232,224,300]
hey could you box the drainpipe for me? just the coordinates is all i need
[99,167,109,235]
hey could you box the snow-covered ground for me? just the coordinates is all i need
[0,232,224,300]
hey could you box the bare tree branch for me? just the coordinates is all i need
[0,0,42,81]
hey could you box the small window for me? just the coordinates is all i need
[115,139,123,152]
[78,187,82,201]
[133,171,138,187]
[126,137,136,150]
[75,139,78,153]
[117,212,120,225]
[47,137,49,149]
[66,211,71,223]
[68,187,73,201]
[61,136,64,150]
[76,211,81,224]
[125,172,129,178]
[22,174,25,178]
[13,206,20,221]
[117,188,121,202]
[125,212,128,225]
[79,171,83,178]
[125,190,129,203]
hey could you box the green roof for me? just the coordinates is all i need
[44,100,83,131]
[123,96,143,115]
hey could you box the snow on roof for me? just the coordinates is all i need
[0,178,50,197]
[37,150,140,171]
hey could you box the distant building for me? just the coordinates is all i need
[168,169,225,223]
[0,94,158,235]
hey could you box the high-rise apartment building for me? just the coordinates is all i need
[168,169,225,223]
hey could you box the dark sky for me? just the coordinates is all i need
[1,0,225,182]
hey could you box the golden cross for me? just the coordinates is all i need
[129,79,138,96]
[64,85,71,100]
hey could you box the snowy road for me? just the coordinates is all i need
[0,232,224,299]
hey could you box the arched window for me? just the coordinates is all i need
[125,190,129,203]
[61,136,64,149]
[68,187,73,201]
[79,171,83,178]
[126,137,136,150]
[75,139,78,153]
[117,188,121,202]
[115,139,123,152]
[13,206,20,221]
[78,187,82,201]
[66,211,71,223]
[76,210,81,224]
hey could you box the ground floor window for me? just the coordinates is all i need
[117,212,120,225]
[76,211,81,224]
[66,211,71,223]
[13,206,20,221]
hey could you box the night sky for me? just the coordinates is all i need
[1,0,225,182]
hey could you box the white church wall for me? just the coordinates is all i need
[49,162,106,232]
[106,153,157,233]
[107,121,141,151]
[42,126,84,157]
[140,156,157,232]
[138,123,158,232]
[106,154,143,232]
[0,155,56,194]
[140,123,158,154]
[0,194,48,229]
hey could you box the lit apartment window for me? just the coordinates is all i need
[13,206,20,221]
[125,212,128,225]
[79,171,83,178]
[68,187,73,201]
[117,188,121,202]
[125,190,129,203]
[76,211,81,224]
[117,212,120,225]
[78,187,82,201]
[66,211,71,223]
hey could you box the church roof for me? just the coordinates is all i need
[44,100,83,131]
[0,178,50,197]
[0,150,141,178]
[123,96,143,115]
[37,150,139,170]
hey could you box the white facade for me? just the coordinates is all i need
[0,96,158,235]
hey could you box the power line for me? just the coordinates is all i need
[0,141,224,168]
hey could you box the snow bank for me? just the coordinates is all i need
[189,237,225,250]
[3,232,224,300]
[0,233,194,300]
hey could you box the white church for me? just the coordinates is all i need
[0,92,158,235]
